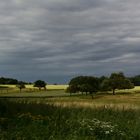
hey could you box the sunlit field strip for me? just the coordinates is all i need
[0,84,68,89]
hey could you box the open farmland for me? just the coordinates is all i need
[0,85,140,109]
[0,86,140,139]
[0,84,68,90]
[0,84,68,97]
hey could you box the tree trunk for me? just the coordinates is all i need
[113,89,115,95]
[44,87,47,91]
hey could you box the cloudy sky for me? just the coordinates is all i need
[0,0,140,83]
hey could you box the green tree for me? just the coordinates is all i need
[0,77,18,84]
[121,79,134,90]
[100,78,111,91]
[34,80,46,90]
[16,82,25,92]
[79,84,90,95]
[69,76,84,93]
[109,72,134,95]
[68,76,100,98]
[129,75,140,86]
[66,85,78,96]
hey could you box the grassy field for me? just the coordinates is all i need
[0,86,140,108]
[0,84,68,96]
[0,86,140,139]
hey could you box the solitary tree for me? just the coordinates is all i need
[16,82,25,92]
[109,72,134,95]
[34,80,46,90]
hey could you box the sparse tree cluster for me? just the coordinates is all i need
[0,76,47,92]
[16,80,47,92]
[67,72,134,97]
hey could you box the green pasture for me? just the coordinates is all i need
[0,85,140,110]
[0,90,67,97]
[0,84,68,95]
[4,90,140,110]
[0,86,140,139]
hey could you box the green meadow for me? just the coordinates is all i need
[0,84,68,96]
[0,85,140,139]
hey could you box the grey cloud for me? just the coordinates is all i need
[0,0,140,83]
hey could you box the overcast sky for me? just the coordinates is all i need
[0,0,140,83]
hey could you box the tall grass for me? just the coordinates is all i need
[0,99,140,139]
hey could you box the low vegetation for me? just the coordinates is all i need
[0,99,140,140]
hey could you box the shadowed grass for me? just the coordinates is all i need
[0,99,140,139]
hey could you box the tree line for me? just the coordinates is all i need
[129,75,140,86]
[67,72,134,98]
[0,73,139,94]
[1,74,140,86]
[16,80,46,92]
[0,77,28,85]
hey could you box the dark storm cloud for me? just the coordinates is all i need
[0,0,140,83]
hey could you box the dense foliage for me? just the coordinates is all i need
[67,73,134,95]
[0,77,27,85]
[129,75,140,86]
[0,77,18,84]
[101,72,134,94]
[68,76,100,98]
[34,80,47,90]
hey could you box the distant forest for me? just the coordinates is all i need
[0,75,140,86]
[0,77,29,85]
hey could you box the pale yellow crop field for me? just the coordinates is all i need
[46,85,68,90]
[0,84,16,88]
[1,84,140,91]
[24,85,140,92]
[133,86,140,91]
[25,84,68,90]
[116,86,140,93]
[0,84,69,96]
[0,84,68,90]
